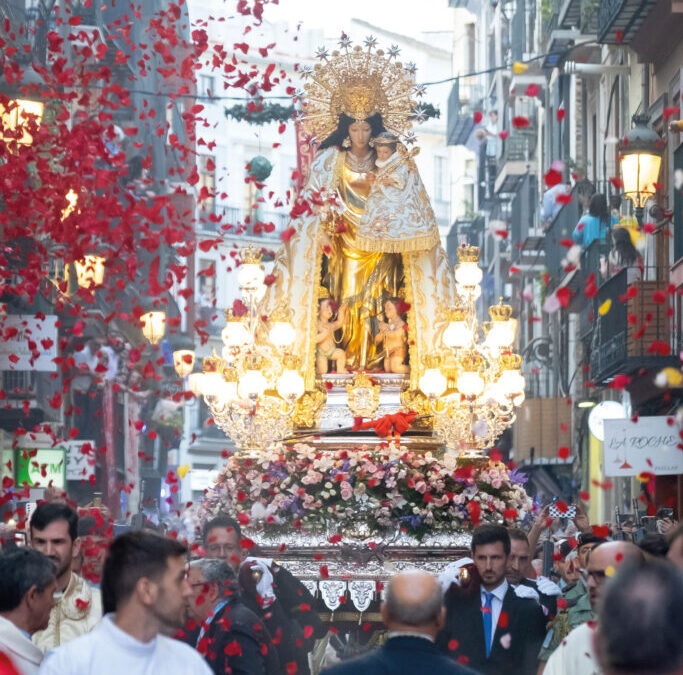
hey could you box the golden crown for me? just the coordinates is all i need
[281,354,301,370]
[500,353,522,370]
[446,307,467,322]
[456,245,480,263]
[240,245,263,265]
[224,308,245,322]
[459,351,484,372]
[489,298,513,322]
[244,354,265,371]
[300,36,419,142]
[318,286,330,300]
[423,352,444,369]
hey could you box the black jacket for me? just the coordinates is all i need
[437,584,546,675]
[187,599,281,675]
[241,564,326,675]
[322,635,481,675]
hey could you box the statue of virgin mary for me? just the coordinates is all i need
[261,37,458,395]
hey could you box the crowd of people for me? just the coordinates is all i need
[0,500,681,675]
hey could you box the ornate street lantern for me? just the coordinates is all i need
[619,114,662,225]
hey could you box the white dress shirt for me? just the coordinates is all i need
[480,579,509,649]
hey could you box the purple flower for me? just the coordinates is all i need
[508,468,527,485]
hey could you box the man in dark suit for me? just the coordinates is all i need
[437,525,546,675]
[182,557,280,675]
[322,570,479,675]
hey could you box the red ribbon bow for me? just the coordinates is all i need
[352,411,416,442]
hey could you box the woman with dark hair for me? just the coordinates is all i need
[260,39,456,383]
[572,193,619,248]
[604,226,643,279]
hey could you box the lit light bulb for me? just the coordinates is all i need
[455,262,483,287]
[141,311,166,345]
[238,369,268,400]
[443,320,472,349]
[173,349,195,378]
[485,322,515,349]
[499,368,526,395]
[276,368,304,402]
[269,321,296,349]
[237,262,265,291]
[222,320,250,348]
[457,370,485,397]
[419,367,447,399]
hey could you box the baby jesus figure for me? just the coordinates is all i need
[316,298,347,374]
[374,298,408,374]
[373,132,404,189]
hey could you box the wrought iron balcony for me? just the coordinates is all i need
[589,267,679,384]
[494,133,537,194]
[597,0,657,43]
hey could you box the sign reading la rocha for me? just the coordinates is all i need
[604,416,683,477]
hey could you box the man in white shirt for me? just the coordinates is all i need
[0,549,56,675]
[542,541,643,675]
[38,531,212,675]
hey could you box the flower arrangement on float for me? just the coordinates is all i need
[202,443,532,540]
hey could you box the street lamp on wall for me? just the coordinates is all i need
[619,114,662,226]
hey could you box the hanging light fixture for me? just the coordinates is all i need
[419,245,525,458]
[141,310,166,345]
[0,98,44,145]
[74,255,105,289]
[619,114,663,226]
[170,333,196,378]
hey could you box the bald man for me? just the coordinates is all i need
[542,541,644,675]
[322,571,479,675]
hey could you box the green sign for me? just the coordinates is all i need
[15,448,66,489]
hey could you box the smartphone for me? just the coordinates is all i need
[549,503,577,519]
[657,508,674,520]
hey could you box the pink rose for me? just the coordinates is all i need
[340,481,353,500]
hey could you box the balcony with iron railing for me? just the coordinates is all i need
[588,266,680,384]
[494,132,537,194]
[596,0,657,43]
[197,204,289,240]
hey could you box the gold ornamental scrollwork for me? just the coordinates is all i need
[346,372,381,418]
[399,389,434,429]
[293,389,327,429]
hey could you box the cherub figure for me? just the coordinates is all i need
[374,298,408,373]
[316,299,347,374]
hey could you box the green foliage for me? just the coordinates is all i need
[225,102,295,125]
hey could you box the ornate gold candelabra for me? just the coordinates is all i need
[419,245,525,457]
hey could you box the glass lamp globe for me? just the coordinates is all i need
[222,320,250,349]
[217,380,238,404]
[74,255,105,288]
[187,372,206,396]
[483,382,509,406]
[276,368,305,402]
[238,369,268,400]
[499,368,526,396]
[141,311,166,345]
[269,321,296,349]
[457,370,485,398]
[173,349,195,378]
[419,367,447,399]
[485,321,516,349]
[237,262,265,291]
[443,319,471,349]
[201,372,226,398]
[455,262,483,287]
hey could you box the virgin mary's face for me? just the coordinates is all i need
[348,121,372,150]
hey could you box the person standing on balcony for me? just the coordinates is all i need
[571,193,619,249]
[600,226,643,281]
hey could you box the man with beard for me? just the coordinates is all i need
[38,531,212,675]
[202,514,327,675]
[437,525,546,674]
[29,503,101,650]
